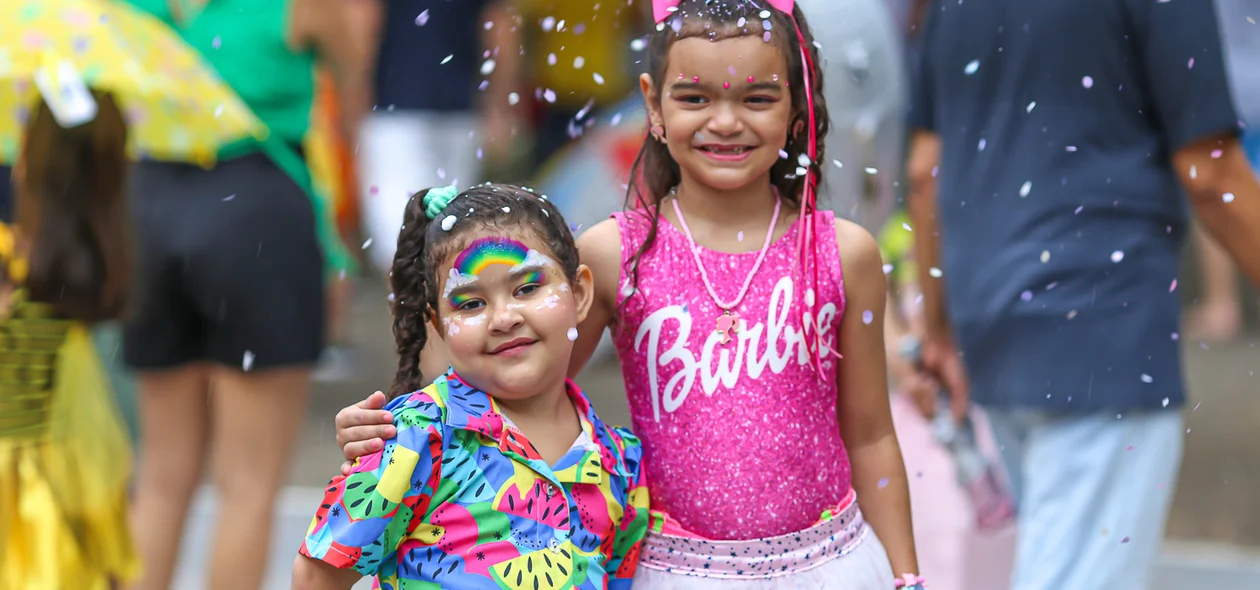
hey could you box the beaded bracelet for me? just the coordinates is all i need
[894,573,927,589]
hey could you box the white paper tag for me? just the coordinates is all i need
[33,60,98,128]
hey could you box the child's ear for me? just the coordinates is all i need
[427,307,443,339]
[570,264,596,324]
[640,73,662,121]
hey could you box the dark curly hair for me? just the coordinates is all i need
[624,0,830,304]
[388,184,581,398]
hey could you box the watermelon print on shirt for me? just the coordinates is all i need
[299,371,650,590]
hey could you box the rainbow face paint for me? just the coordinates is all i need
[442,237,558,301]
[454,237,530,275]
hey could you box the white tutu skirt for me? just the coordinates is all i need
[633,492,894,589]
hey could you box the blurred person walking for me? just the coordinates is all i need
[119,1,369,589]
[908,1,1260,588]
[355,0,513,274]
[1,85,140,590]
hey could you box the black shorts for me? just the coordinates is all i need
[123,153,325,371]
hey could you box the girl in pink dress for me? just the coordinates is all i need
[335,1,922,587]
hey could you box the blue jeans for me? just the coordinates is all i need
[985,407,1184,590]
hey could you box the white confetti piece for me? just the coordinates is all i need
[242,350,255,371]
[1066,309,1078,320]
[1082,75,1094,88]
[862,310,874,324]
[593,73,605,85]
[1020,181,1032,198]
[508,92,520,105]
[480,59,496,75]
[928,267,943,278]
[1223,192,1235,203]
[567,327,579,341]
[882,263,894,275]
[542,16,556,31]
[1066,145,1078,152]
[878,477,890,489]
[964,60,980,75]
[1021,290,1033,302]
[362,238,373,250]
[1110,250,1124,263]
[832,159,843,169]
[1026,101,1036,113]
[1162,397,1169,407]
[778,149,790,159]
[1040,250,1051,263]
[441,54,454,65]
[1169,279,1177,292]
[573,56,585,69]
[797,153,812,167]
[737,231,745,242]
[441,215,457,231]
[978,138,987,151]
[415,9,430,25]
[1141,374,1153,383]
[501,207,511,213]
[543,89,557,103]
[864,167,878,175]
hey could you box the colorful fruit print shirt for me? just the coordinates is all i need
[299,371,650,590]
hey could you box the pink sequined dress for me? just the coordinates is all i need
[611,208,891,587]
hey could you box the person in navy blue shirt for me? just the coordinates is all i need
[906,1,1260,587]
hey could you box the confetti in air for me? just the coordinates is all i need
[1110,250,1124,263]
[441,215,457,231]
[415,9,429,25]
[242,350,255,371]
[1020,181,1032,198]
[928,267,943,278]
[1081,76,1094,88]
[441,54,453,65]
[964,60,980,75]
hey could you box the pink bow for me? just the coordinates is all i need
[652,0,795,23]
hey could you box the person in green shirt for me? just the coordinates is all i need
[118,2,370,589]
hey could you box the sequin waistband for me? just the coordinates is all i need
[639,490,866,579]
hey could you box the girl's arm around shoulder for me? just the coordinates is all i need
[568,219,623,377]
[294,393,448,586]
[606,425,650,589]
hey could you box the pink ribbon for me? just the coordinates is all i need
[652,0,795,23]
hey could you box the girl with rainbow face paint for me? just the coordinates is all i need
[292,184,651,590]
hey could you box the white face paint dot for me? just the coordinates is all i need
[1082,76,1094,88]
[862,310,874,324]
[441,215,457,231]
[567,327,579,341]
[1110,250,1125,263]
[964,60,980,75]
[1020,181,1032,198]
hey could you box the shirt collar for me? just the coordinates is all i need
[435,369,633,480]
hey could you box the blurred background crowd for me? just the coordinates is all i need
[1,0,1258,588]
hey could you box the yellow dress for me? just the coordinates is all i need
[0,225,139,590]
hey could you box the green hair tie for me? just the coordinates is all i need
[423,186,461,220]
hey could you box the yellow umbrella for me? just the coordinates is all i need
[0,0,266,165]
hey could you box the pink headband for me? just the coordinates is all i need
[652,0,795,24]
